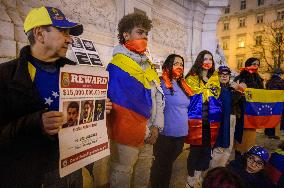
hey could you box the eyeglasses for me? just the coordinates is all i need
[219,73,230,76]
[247,155,264,168]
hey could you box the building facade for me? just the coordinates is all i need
[217,0,284,73]
[0,0,228,71]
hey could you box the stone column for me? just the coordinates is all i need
[201,0,229,55]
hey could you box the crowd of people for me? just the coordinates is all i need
[0,5,283,188]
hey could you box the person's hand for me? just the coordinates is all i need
[42,111,64,135]
[105,98,112,114]
[231,81,246,92]
[239,82,247,89]
[145,126,159,145]
[230,81,238,90]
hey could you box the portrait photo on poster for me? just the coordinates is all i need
[71,36,84,49]
[93,99,105,121]
[79,100,94,124]
[74,52,91,65]
[62,101,80,128]
[88,53,103,66]
[82,39,97,52]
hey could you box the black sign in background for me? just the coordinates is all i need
[88,53,103,66]
[75,52,91,65]
[82,39,97,52]
[71,37,84,49]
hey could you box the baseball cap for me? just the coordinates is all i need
[247,145,269,163]
[218,66,231,75]
[24,6,83,36]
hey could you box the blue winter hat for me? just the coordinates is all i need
[218,66,231,75]
[247,146,269,163]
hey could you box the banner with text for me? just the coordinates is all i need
[58,65,109,177]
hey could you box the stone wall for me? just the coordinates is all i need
[0,0,119,65]
[0,0,228,68]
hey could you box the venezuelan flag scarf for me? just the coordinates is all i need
[107,53,160,147]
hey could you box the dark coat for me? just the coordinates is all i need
[227,157,276,188]
[234,70,264,89]
[0,46,75,188]
[215,86,232,148]
[266,75,284,90]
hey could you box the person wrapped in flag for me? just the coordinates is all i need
[185,50,222,188]
[107,13,164,188]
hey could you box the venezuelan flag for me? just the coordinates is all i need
[185,73,222,146]
[107,53,160,147]
[244,88,284,128]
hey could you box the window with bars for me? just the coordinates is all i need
[277,10,284,20]
[255,35,262,46]
[224,23,229,30]
[240,0,246,10]
[257,0,264,6]
[223,40,229,50]
[256,15,264,24]
[239,18,246,27]
[225,5,230,14]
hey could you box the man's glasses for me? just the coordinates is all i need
[247,155,264,168]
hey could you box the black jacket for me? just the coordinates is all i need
[227,157,276,188]
[0,46,75,188]
[266,75,284,90]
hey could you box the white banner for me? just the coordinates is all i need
[58,65,109,177]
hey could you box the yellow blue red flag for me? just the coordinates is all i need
[107,53,160,147]
[244,88,284,128]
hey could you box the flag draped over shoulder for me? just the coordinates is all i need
[185,72,222,146]
[244,88,284,129]
[107,53,160,147]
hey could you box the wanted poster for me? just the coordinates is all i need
[71,36,103,66]
[58,65,109,177]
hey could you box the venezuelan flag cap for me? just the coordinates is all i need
[24,6,83,36]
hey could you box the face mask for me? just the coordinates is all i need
[247,65,258,73]
[172,67,184,78]
[202,63,212,70]
[124,39,147,54]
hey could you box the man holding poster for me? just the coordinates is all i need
[107,13,164,188]
[0,6,111,188]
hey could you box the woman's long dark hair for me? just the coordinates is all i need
[162,54,190,96]
[185,50,215,81]
[162,54,184,79]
